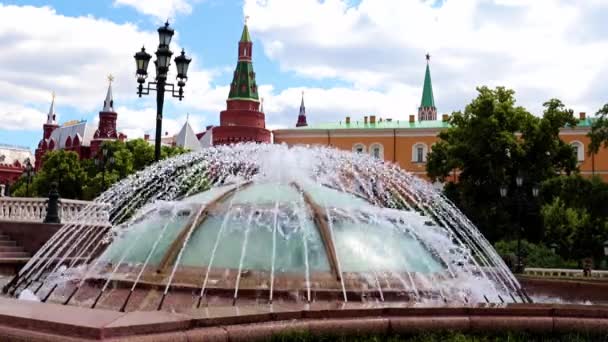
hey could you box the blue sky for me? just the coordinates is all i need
[1,0,607,150]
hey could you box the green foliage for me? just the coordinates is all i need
[34,150,87,199]
[10,139,188,200]
[426,87,578,242]
[494,240,576,269]
[588,103,608,156]
[540,175,608,263]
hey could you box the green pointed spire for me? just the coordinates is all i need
[240,24,251,42]
[228,23,258,102]
[420,54,435,108]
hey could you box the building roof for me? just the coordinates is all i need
[240,24,251,43]
[175,121,202,151]
[277,116,595,132]
[48,121,95,148]
[228,24,259,102]
[420,58,435,108]
[288,119,450,130]
[47,92,57,125]
[0,144,34,165]
[102,78,114,112]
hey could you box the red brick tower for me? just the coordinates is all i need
[35,93,59,170]
[90,76,119,156]
[213,22,270,145]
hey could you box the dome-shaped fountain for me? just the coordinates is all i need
[3,144,528,312]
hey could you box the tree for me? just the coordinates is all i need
[34,150,87,199]
[540,175,608,263]
[426,87,578,242]
[588,104,608,174]
[126,139,155,171]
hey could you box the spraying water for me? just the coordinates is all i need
[4,143,528,311]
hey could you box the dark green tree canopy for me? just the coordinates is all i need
[426,87,578,241]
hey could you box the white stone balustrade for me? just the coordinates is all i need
[524,267,608,279]
[0,197,110,225]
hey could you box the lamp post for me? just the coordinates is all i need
[134,21,192,162]
[501,175,539,273]
[95,147,115,191]
[603,241,608,269]
[24,158,34,197]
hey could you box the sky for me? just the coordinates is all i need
[1,0,607,150]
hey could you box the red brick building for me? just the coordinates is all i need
[0,145,34,188]
[34,81,126,170]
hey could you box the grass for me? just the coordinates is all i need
[269,331,608,342]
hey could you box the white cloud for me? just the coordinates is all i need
[113,0,197,21]
[245,0,608,118]
[113,106,207,139]
[0,102,46,131]
[0,4,222,135]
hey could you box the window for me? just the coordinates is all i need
[373,147,380,158]
[352,143,366,153]
[369,143,384,159]
[570,141,584,162]
[412,143,428,163]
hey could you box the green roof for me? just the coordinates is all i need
[420,63,435,108]
[240,24,251,43]
[292,119,450,130]
[229,25,258,101]
[289,117,595,130]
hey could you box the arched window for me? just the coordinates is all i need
[65,136,72,148]
[352,143,366,154]
[369,143,384,159]
[570,141,584,162]
[412,142,429,163]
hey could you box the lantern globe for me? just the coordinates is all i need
[134,46,152,77]
[174,49,192,80]
[158,21,175,47]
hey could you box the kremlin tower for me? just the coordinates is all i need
[90,76,119,156]
[212,22,270,145]
[418,54,437,121]
[295,92,308,127]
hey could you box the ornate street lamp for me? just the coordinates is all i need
[499,185,508,198]
[24,158,34,197]
[95,147,115,191]
[134,21,192,161]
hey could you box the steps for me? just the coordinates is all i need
[0,233,29,259]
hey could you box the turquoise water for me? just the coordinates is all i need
[99,182,444,276]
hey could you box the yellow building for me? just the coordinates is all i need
[273,57,608,182]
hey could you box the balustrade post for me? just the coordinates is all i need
[44,182,61,224]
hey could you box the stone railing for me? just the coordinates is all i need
[0,197,110,225]
[524,267,608,279]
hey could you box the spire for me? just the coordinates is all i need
[299,91,305,115]
[296,91,308,127]
[418,53,437,121]
[228,21,259,102]
[47,91,57,124]
[103,74,114,112]
[240,16,251,42]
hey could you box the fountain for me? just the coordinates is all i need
[3,144,528,313]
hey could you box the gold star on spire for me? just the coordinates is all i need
[107,74,114,84]
[245,15,250,25]
[51,91,56,100]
